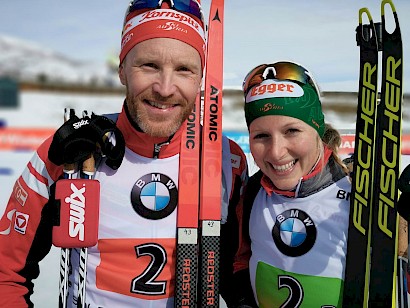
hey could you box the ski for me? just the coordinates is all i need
[368,0,403,306]
[342,7,379,307]
[343,1,403,306]
[175,96,201,308]
[199,0,224,307]
[175,1,224,306]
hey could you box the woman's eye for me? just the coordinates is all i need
[286,128,300,135]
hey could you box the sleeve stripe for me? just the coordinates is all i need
[21,153,53,200]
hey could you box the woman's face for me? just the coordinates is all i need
[249,115,321,191]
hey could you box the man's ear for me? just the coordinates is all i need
[118,63,126,85]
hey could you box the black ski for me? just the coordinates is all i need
[343,0,403,306]
[368,0,403,306]
[342,7,379,307]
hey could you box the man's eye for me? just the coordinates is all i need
[177,66,191,72]
[253,133,268,139]
[143,63,158,69]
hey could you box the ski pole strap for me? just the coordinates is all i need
[88,113,125,170]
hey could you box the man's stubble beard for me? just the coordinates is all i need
[125,92,194,138]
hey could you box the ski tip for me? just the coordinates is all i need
[359,7,373,24]
[381,0,397,15]
[381,0,400,36]
[356,9,377,46]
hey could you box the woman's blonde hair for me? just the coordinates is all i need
[322,123,350,175]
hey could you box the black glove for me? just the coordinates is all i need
[48,111,125,170]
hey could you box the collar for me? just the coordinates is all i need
[261,146,335,198]
[116,104,183,158]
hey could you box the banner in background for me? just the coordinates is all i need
[224,131,410,157]
[0,128,53,151]
[1,128,410,156]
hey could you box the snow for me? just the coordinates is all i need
[0,34,119,87]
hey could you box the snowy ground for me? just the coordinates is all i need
[1,90,409,307]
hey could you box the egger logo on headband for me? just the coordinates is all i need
[245,80,304,103]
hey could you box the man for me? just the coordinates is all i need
[0,0,248,307]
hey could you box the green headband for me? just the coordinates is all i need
[244,79,325,137]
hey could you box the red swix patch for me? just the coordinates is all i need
[52,179,100,248]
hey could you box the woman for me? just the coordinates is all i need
[233,61,351,307]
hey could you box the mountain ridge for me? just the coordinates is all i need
[0,34,119,87]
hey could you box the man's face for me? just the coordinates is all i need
[119,38,202,138]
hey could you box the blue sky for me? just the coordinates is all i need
[0,0,409,92]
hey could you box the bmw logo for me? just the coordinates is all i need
[272,209,316,257]
[131,173,178,220]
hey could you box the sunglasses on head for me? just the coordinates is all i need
[242,61,321,96]
[124,0,204,24]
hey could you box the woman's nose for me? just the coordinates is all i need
[268,135,287,161]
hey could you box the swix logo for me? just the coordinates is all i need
[14,212,29,234]
[158,22,188,33]
[65,183,86,241]
[13,180,28,206]
[73,119,89,130]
